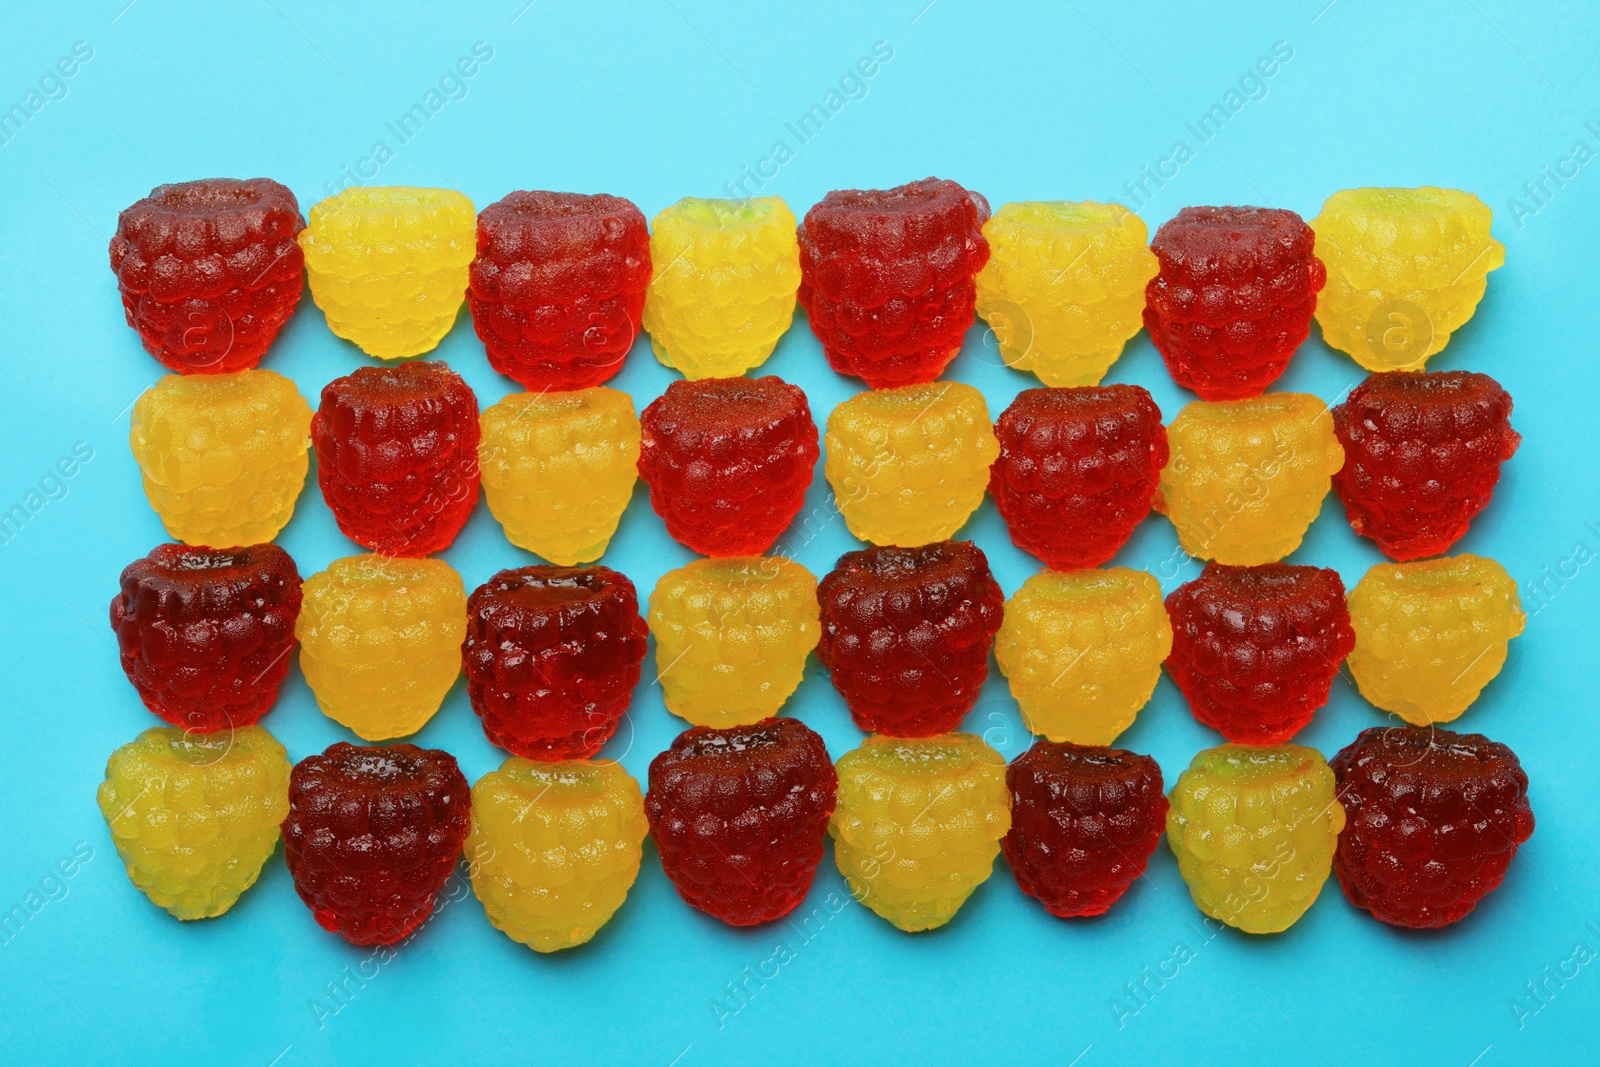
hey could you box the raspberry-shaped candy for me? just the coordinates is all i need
[98,725,290,919]
[1144,206,1326,400]
[647,556,819,727]
[1156,393,1344,565]
[1332,371,1519,561]
[642,196,801,379]
[798,178,991,388]
[1347,555,1523,725]
[825,382,999,547]
[109,178,305,374]
[462,565,648,759]
[469,191,651,391]
[296,555,466,740]
[130,370,313,547]
[638,376,818,556]
[989,385,1167,569]
[1164,563,1354,744]
[1331,726,1534,928]
[646,718,837,926]
[467,757,648,952]
[994,569,1170,745]
[478,387,639,566]
[1166,744,1345,934]
[1003,742,1167,918]
[818,540,1003,736]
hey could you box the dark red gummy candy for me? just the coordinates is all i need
[109,178,305,374]
[468,191,652,391]
[282,742,471,946]
[1144,206,1325,401]
[312,361,481,557]
[817,540,1003,736]
[637,376,819,556]
[110,543,301,732]
[1332,371,1520,561]
[798,178,990,389]
[1332,726,1534,929]
[1003,742,1167,918]
[461,565,648,759]
[645,717,838,926]
[989,385,1168,570]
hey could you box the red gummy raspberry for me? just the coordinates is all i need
[468,191,652,391]
[637,376,818,556]
[1332,371,1520,561]
[1332,725,1534,929]
[312,361,481,557]
[1144,206,1326,400]
[798,178,990,389]
[462,565,648,759]
[282,742,471,945]
[1003,742,1167,918]
[645,717,837,926]
[817,540,1003,736]
[989,385,1168,570]
[109,178,305,374]
[110,543,301,732]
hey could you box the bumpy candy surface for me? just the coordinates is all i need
[646,718,837,926]
[1164,563,1354,744]
[1332,371,1519,561]
[825,381,998,546]
[462,566,648,759]
[469,191,651,390]
[299,186,476,360]
[109,178,304,374]
[994,569,1170,745]
[1003,742,1167,918]
[830,734,1011,932]
[638,376,818,556]
[296,555,466,740]
[467,757,648,952]
[1166,744,1345,934]
[98,725,290,919]
[798,178,990,388]
[975,200,1157,386]
[130,369,313,547]
[1332,726,1534,929]
[1156,392,1344,565]
[989,385,1167,569]
[643,197,801,379]
[1347,555,1523,724]
[478,387,639,566]
[647,556,819,727]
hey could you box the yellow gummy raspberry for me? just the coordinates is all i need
[299,186,476,360]
[466,757,648,953]
[1155,393,1343,565]
[97,725,290,920]
[642,197,801,379]
[478,388,641,566]
[1166,744,1345,935]
[1311,187,1505,371]
[975,200,1158,386]
[130,370,312,547]
[830,734,1011,932]
[825,382,999,547]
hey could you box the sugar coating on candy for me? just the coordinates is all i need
[478,387,639,566]
[638,376,818,556]
[130,369,313,547]
[643,197,801,379]
[110,178,305,374]
[98,725,290,920]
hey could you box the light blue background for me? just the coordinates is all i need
[2,2,1597,1064]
